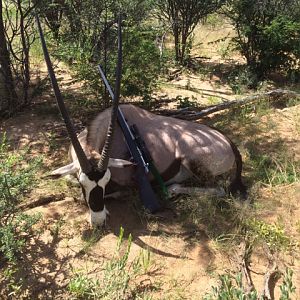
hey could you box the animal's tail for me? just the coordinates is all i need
[227,138,247,199]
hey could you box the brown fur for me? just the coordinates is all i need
[68,104,245,195]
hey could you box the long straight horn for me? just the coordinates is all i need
[98,15,122,171]
[35,14,92,174]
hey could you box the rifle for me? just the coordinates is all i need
[130,124,169,199]
[98,65,161,213]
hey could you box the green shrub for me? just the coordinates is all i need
[176,95,198,108]
[46,0,161,105]
[121,26,161,98]
[0,134,42,263]
[279,268,296,300]
[204,268,296,300]
[245,219,293,252]
[248,152,299,186]
[68,227,154,300]
[225,0,300,78]
[203,273,258,300]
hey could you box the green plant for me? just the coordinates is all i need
[68,271,99,299]
[217,41,232,60]
[50,1,161,105]
[0,137,42,203]
[0,134,42,263]
[207,96,221,105]
[279,268,296,299]
[248,151,299,186]
[176,95,198,108]
[0,134,42,297]
[156,0,225,64]
[121,26,161,98]
[204,268,296,299]
[68,227,154,300]
[203,273,258,300]
[205,13,224,29]
[245,218,292,252]
[224,0,300,78]
[228,67,258,94]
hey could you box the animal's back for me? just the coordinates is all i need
[87,104,236,186]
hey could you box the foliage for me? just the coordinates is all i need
[228,66,258,94]
[245,219,293,252]
[0,134,42,263]
[279,268,296,300]
[120,26,161,98]
[203,273,258,300]
[1,0,37,115]
[204,268,296,299]
[68,227,154,300]
[248,150,299,186]
[43,0,161,105]
[224,0,300,78]
[176,95,198,108]
[156,0,226,64]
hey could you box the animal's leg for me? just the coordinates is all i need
[165,164,191,185]
[167,183,226,198]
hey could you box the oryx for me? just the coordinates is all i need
[37,14,246,228]
[52,103,247,227]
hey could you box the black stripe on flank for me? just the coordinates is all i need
[88,186,105,212]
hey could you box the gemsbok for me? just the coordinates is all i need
[37,15,246,228]
[51,103,247,227]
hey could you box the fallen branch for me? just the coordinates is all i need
[167,89,300,120]
[18,193,66,210]
[236,241,255,293]
[260,262,280,300]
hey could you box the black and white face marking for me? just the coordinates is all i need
[79,168,111,227]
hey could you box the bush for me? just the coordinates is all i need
[225,0,300,78]
[45,0,161,105]
[68,227,153,299]
[204,268,296,300]
[56,24,161,102]
[121,26,161,98]
[0,134,42,264]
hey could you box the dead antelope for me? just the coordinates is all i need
[52,103,247,227]
[37,14,246,228]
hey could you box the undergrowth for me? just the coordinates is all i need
[68,227,155,300]
[204,268,296,300]
[248,153,299,186]
[0,133,42,294]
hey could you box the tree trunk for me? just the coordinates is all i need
[17,0,30,106]
[173,24,180,62]
[0,1,18,116]
[180,29,189,64]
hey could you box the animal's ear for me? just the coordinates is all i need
[91,150,134,168]
[49,163,78,178]
[108,158,134,168]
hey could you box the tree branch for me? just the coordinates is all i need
[168,89,300,120]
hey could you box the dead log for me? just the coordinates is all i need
[260,262,279,300]
[167,89,300,120]
[236,241,255,293]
